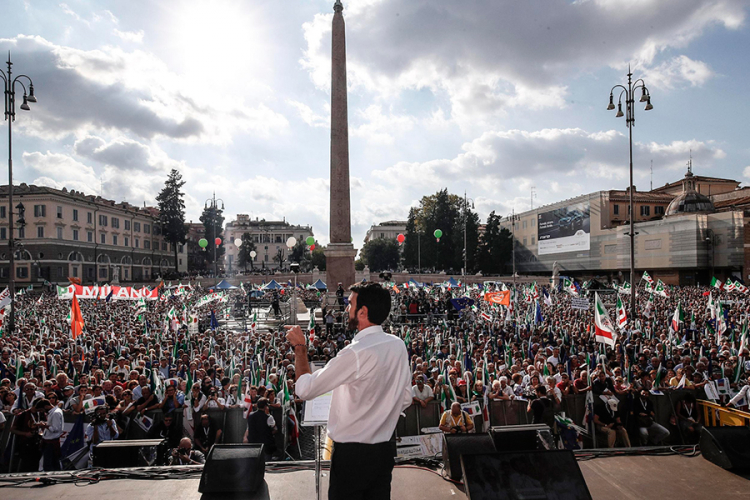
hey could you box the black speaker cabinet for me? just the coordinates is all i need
[490,424,554,451]
[92,439,168,468]
[461,450,592,500]
[199,444,266,494]
[442,433,497,481]
[700,426,750,471]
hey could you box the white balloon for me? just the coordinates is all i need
[250,251,257,258]
[286,236,297,249]
[234,238,242,247]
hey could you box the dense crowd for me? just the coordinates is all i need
[1,277,749,471]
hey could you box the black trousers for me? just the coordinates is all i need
[329,441,396,500]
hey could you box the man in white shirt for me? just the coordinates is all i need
[287,282,412,500]
[37,399,64,471]
[412,378,434,408]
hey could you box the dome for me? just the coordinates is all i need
[665,190,714,216]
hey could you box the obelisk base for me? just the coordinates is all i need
[325,243,357,293]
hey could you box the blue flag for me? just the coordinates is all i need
[535,300,544,324]
[61,415,85,458]
[450,297,474,312]
[210,310,219,331]
[105,289,113,302]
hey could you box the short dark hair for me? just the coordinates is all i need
[257,397,269,410]
[349,282,391,325]
[535,385,547,396]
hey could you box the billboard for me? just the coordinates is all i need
[537,202,590,255]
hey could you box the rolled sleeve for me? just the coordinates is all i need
[295,348,359,400]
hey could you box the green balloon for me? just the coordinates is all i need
[434,229,443,239]
[306,236,315,246]
[198,238,208,248]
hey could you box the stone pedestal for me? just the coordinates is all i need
[325,243,356,290]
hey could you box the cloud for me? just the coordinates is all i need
[642,55,714,89]
[113,29,144,43]
[287,100,329,128]
[350,105,415,145]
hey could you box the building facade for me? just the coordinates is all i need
[363,221,407,244]
[223,215,314,272]
[500,170,745,286]
[0,184,175,285]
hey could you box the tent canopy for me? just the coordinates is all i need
[408,278,423,288]
[446,277,460,287]
[312,279,327,290]
[215,279,237,290]
[263,279,282,290]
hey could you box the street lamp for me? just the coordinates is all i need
[608,66,652,325]
[204,193,224,286]
[2,53,37,335]
[463,191,475,283]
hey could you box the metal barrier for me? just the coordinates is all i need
[699,400,750,427]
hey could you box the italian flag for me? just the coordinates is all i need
[642,271,654,284]
[710,277,723,290]
[707,293,716,319]
[563,278,578,296]
[616,295,628,328]
[671,302,684,332]
[593,292,616,347]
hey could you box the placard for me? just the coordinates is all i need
[303,391,333,424]
[571,298,590,310]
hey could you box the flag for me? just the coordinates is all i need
[61,415,85,458]
[710,277,723,290]
[542,288,552,307]
[70,294,84,339]
[725,280,736,293]
[708,293,716,319]
[643,271,654,284]
[562,278,578,296]
[210,310,219,330]
[734,280,748,294]
[671,302,684,333]
[82,396,107,413]
[242,382,254,418]
[619,282,632,295]
[0,287,10,309]
[534,300,544,324]
[593,292,616,347]
[250,312,257,332]
[690,310,696,330]
[616,295,628,328]
[480,311,492,322]
[654,279,669,298]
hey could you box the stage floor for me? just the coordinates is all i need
[6,454,749,499]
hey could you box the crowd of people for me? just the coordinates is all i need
[0,276,748,472]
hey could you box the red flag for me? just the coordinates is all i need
[71,294,85,339]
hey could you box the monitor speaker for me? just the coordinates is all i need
[460,450,592,500]
[490,424,553,451]
[442,433,497,481]
[700,426,750,471]
[198,444,266,494]
[92,439,168,468]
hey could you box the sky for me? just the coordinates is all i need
[1,0,749,247]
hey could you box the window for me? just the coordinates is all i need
[87,231,93,242]
[523,220,527,229]
[179,258,182,265]
[124,268,129,279]
[134,222,141,232]
[523,237,527,246]
[655,206,665,215]
[124,236,129,247]
[113,235,118,245]
[614,204,619,215]
[125,220,131,230]
[73,229,79,241]
[57,227,63,239]
[144,240,151,250]
[73,209,79,222]
[100,233,106,244]
[87,212,93,224]
[99,215,108,226]
[18,227,24,239]
[531,236,536,245]
[34,205,46,217]
[179,245,184,252]
[72,266,78,278]
[0,228,6,240]
[57,206,63,219]
[57,266,63,277]
[99,268,108,279]
[153,226,161,236]
[162,241,167,251]
[640,205,650,216]
[628,205,631,215]
[0,206,6,218]
[16,266,28,279]
[111,217,119,229]
[37,226,44,238]
[135,238,140,248]
[264,254,268,262]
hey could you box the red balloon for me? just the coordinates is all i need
[215,237,222,246]
[310,244,315,251]
[397,233,405,243]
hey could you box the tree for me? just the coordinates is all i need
[361,238,400,272]
[477,211,513,274]
[311,246,326,271]
[289,239,308,264]
[237,232,257,272]
[273,248,285,269]
[200,205,225,268]
[156,169,187,273]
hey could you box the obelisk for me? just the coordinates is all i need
[325,0,357,291]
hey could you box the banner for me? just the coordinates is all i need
[537,201,591,255]
[484,291,510,306]
[571,297,590,310]
[57,284,158,301]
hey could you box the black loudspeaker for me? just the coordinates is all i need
[92,439,168,468]
[461,450,592,500]
[700,426,750,471]
[199,444,266,494]
[490,424,554,451]
[442,433,497,481]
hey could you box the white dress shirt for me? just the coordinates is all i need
[295,325,412,444]
[43,406,64,440]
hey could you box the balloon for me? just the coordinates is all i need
[306,236,315,246]
[310,244,315,251]
[434,229,443,239]
[215,237,222,246]
[234,238,242,247]
[250,250,257,258]
[397,234,405,244]
[286,236,297,249]
[198,238,208,248]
